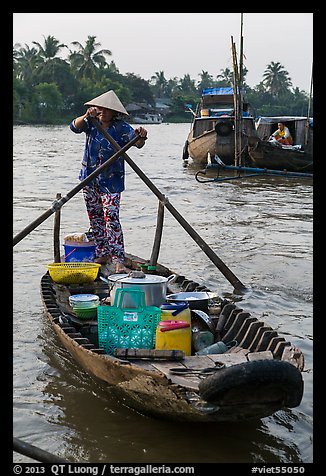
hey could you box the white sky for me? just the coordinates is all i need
[13,12,313,92]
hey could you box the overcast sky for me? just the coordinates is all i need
[13,13,313,92]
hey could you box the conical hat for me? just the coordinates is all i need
[84,90,128,115]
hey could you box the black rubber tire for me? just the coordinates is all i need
[198,359,303,408]
[215,121,233,136]
[182,140,189,161]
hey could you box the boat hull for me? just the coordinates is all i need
[186,117,256,166]
[248,139,313,173]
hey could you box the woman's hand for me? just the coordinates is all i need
[86,107,99,118]
[134,126,148,148]
[134,126,148,138]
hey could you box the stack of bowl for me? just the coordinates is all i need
[69,294,100,320]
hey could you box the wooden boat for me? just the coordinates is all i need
[247,116,313,173]
[131,112,163,124]
[40,252,304,423]
[182,87,256,166]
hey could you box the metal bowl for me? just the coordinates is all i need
[166,292,210,311]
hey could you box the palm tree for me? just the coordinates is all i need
[178,74,197,95]
[216,68,233,87]
[262,61,292,97]
[68,35,112,80]
[32,35,67,62]
[13,44,42,83]
[197,70,214,92]
[150,71,168,97]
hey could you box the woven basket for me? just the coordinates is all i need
[47,262,100,284]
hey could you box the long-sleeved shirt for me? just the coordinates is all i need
[70,117,137,193]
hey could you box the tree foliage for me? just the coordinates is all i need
[13,35,312,124]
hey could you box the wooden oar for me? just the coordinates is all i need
[13,134,140,247]
[89,118,246,292]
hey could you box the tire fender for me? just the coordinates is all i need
[215,121,233,136]
[198,359,303,408]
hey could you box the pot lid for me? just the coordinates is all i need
[108,273,168,284]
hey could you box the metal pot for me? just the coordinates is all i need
[166,291,210,311]
[107,272,176,308]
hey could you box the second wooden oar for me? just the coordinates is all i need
[90,117,246,292]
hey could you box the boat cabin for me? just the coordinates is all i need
[200,87,252,118]
[191,87,255,139]
[255,116,313,148]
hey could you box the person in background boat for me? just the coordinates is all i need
[70,90,147,273]
[269,122,293,145]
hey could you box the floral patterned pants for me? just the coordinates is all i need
[83,185,124,263]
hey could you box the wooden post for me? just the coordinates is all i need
[53,193,61,263]
[231,37,240,167]
[238,13,244,166]
[305,63,313,145]
[149,200,165,267]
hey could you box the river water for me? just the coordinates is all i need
[13,123,313,464]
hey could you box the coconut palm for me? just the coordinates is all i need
[13,44,42,83]
[68,35,112,80]
[32,35,67,62]
[216,68,233,87]
[197,70,214,91]
[263,61,292,97]
[150,71,168,97]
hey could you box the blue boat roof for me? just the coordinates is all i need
[202,87,234,96]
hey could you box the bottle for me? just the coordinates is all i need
[192,330,214,352]
[195,340,228,355]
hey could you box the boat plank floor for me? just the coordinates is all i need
[150,361,201,390]
[207,352,249,366]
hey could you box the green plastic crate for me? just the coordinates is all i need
[97,288,161,354]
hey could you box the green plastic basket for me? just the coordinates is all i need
[97,288,161,354]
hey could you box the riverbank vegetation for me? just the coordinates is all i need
[13,35,313,125]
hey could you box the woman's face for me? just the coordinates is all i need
[96,107,115,122]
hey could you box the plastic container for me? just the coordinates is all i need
[73,307,98,320]
[64,242,96,262]
[155,320,191,356]
[69,294,100,309]
[97,288,161,354]
[160,301,191,325]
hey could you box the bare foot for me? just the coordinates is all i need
[115,262,128,274]
[94,256,111,264]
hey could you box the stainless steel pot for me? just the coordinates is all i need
[107,272,176,308]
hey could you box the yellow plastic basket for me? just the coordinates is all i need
[47,262,101,284]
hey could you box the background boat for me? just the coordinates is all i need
[183,87,256,166]
[247,116,313,173]
[130,112,163,124]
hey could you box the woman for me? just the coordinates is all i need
[70,90,147,273]
[269,122,293,145]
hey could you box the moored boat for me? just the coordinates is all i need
[130,112,163,124]
[247,116,313,173]
[183,87,256,166]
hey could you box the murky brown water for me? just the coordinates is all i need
[13,124,313,464]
